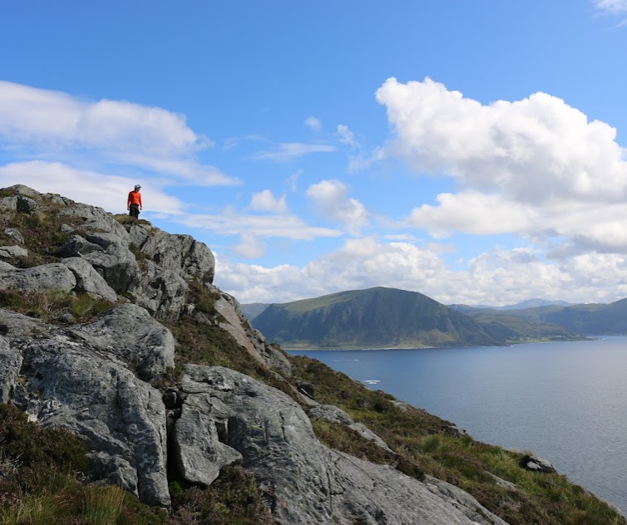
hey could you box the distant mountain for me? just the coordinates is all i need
[539,298,627,334]
[251,287,583,350]
[456,298,627,336]
[499,298,573,310]
[240,302,270,321]
[450,299,572,312]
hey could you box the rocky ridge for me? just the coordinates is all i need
[0,185,598,524]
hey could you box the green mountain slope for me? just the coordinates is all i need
[542,298,627,334]
[240,302,270,321]
[253,287,509,349]
[461,298,627,335]
[470,311,585,341]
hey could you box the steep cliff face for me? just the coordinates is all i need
[0,185,510,524]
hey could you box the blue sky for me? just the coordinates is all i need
[2,1,627,305]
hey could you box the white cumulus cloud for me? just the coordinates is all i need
[376,77,627,204]
[233,232,267,259]
[377,77,627,253]
[216,238,627,306]
[250,189,288,213]
[306,179,369,235]
[409,192,535,237]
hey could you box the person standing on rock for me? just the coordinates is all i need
[127,184,143,218]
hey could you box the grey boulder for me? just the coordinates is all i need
[0,245,28,260]
[0,261,76,293]
[62,257,118,301]
[69,303,175,381]
[0,309,171,508]
[178,365,505,525]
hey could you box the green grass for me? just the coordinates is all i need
[81,484,126,525]
[288,355,627,525]
[186,281,219,315]
[113,214,152,227]
[0,193,88,268]
[0,404,166,525]
[0,289,113,323]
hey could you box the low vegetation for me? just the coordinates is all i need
[0,404,273,525]
[0,289,113,324]
[0,404,165,524]
[290,355,626,525]
[0,197,87,268]
[113,213,152,227]
[168,466,273,525]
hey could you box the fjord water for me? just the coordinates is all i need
[290,336,627,515]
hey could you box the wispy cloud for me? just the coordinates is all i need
[222,134,267,151]
[334,124,359,148]
[0,80,239,186]
[233,232,267,259]
[593,0,627,27]
[253,142,336,162]
[305,116,322,132]
[595,0,627,14]
[285,170,303,192]
[0,161,183,214]
[178,209,343,240]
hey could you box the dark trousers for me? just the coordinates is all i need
[129,204,140,218]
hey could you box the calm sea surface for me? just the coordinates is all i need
[289,336,627,515]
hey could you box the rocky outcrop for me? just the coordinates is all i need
[0,309,170,507]
[0,260,77,293]
[62,257,118,301]
[68,303,175,381]
[214,293,292,377]
[520,454,557,474]
[0,185,516,524]
[176,366,506,524]
[0,245,28,259]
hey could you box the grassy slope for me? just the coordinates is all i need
[289,356,626,525]
[466,300,627,335]
[471,311,586,341]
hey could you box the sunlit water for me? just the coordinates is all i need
[289,336,627,515]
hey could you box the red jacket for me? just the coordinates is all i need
[127,190,142,208]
